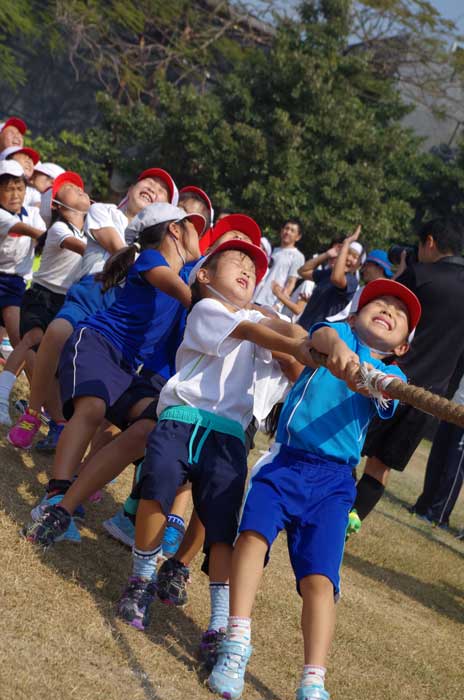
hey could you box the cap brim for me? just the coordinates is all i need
[205,214,261,253]
[52,172,84,201]
[190,239,268,286]
[138,168,175,202]
[180,212,206,237]
[357,279,422,332]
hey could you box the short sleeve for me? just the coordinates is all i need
[184,298,249,357]
[0,209,18,237]
[288,250,305,279]
[132,248,169,274]
[309,320,354,346]
[46,221,75,248]
[345,274,359,294]
[313,268,328,285]
[85,203,115,233]
[28,207,46,232]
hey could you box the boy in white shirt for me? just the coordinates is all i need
[254,219,305,307]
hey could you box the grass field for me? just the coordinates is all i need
[0,381,463,700]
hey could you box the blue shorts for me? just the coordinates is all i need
[0,272,26,309]
[239,443,356,595]
[55,274,120,329]
[106,370,167,430]
[59,326,136,420]
[134,418,247,549]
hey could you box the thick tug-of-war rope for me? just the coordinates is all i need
[310,349,464,429]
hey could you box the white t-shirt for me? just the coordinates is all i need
[33,221,87,294]
[24,186,41,208]
[78,202,128,278]
[0,206,46,278]
[253,356,290,427]
[157,298,272,430]
[254,246,305,307]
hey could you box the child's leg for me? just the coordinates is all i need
[298,574,334,696]
[162,483,191,556]
[172,508,205,565]
[28,318,72,415]
[2,306,21,347]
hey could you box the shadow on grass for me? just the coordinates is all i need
[344,551,464,623]
[0,434,281,700]
[376,508,464,558]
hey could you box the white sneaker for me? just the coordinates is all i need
[0,398,12,426]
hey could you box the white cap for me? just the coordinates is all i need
[260,236,272,261]
[34,162,65,179]
[0,160,25,177]
[125,202,206,240]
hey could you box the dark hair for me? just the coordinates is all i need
[265,402,284,437]
[188,253,221,311]
[96,218,179,292]
[0,173,27,189]
[417,217,464,256]
[178,192,211,230]
[35,208,75,255]
[282,217,303,237]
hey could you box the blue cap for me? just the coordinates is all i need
[364,249,393,278]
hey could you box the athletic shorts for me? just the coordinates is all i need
[239,443,356,596]
[20,283,65,337]
[362,403,431,472]
[55,274,120,329]
[133,419,247,549]
[59,326,136,420]
[0,272,26,309]
[106,370,167,430]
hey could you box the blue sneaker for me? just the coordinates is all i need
[22,503,81,546]
[161,518,185,557]
[102,508,135,547]
[35,420,65,453]
[208,640,252,700]
[30,494,81,542]
[296,685,330,700]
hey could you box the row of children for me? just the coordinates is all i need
[0,115,422,700]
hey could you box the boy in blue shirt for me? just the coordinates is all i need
[208,278,421,700]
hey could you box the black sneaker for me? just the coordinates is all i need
[22,504,74,547]
[200,628,227,670]
[157,557,190,606]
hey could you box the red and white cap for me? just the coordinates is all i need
[34,162,65,179]
[352,278,422,342]
[0,146,40,164]
[200,213,261,254]
[189,238,268,286]
[126,202,206,241]
[51,171,85,202]
[0,117,27,135]
[137,168,179,205]
[180,186,215,226]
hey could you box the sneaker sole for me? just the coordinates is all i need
[102,519,134,548]
[7,434,33,450]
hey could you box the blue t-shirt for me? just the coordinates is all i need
[298,268,358,331]
[83,249,182,367]
[276,321,406,466]
[139,259,198,378]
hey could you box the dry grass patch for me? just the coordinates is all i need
[0,385,462,699]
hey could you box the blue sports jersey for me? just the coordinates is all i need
[276,321,407,466]
[82,249,183,367]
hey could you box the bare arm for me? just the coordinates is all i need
[61,238,86,255]
[310,325,369,393]
[298,251,334,280]
[230,320,314,367]
[8,222,44,240]
[331,225,361,289]
[283,275,298,296]
[90,226,126,254]
[143,266,192,307]
[272,282,310,316]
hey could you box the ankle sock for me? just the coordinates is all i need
[227,616,251,645]
[354,473,385,520]
[0,370,16,402]
[208,583,229,632]
[301,665,326,688]
[132,545,161,581]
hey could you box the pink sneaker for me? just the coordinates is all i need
[8,409,42,448]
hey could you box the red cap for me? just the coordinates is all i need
[137,168,177,204]
[180,185,214,221]
[356,279,422,332]
[1,117,27,135]
[200,213,261,254]
[8,146,40,164]
[203,239,268,284]
[52,171,85,201]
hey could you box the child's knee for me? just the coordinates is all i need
[299,573,334,597]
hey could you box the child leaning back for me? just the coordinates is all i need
[208,277,422,700]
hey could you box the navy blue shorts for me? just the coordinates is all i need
[0,272,26,309]
[59,326,136,420]
[20,283,65,337]
[134,419,247,549]
[239,443,356,596]
[55,274,120,330]
[106,370,167,430]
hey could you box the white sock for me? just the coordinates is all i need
[227,616,251,645]
[301,665,326,688]
[0,371,16,402]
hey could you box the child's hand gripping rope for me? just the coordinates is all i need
[310,349,464,428]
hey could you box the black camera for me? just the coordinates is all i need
[388,244,418,267]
